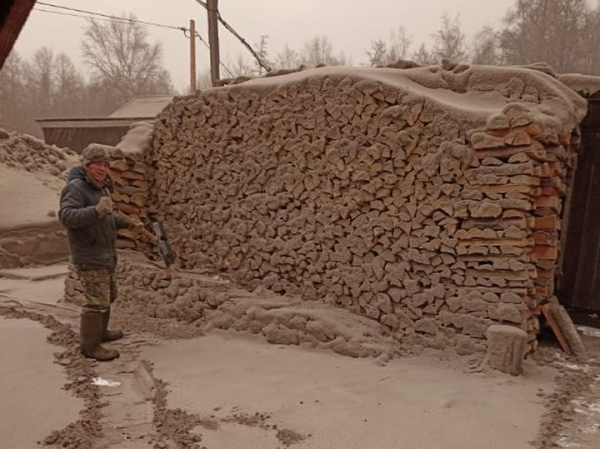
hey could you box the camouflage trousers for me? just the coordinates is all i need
[78,269,118,315]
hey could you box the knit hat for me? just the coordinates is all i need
[81,144,111,165]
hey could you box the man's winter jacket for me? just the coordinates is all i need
[59,166,128,271]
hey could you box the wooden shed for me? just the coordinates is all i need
[36,95,173,153]
[557,74,600,319]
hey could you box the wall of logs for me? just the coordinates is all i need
[110,66,591,352]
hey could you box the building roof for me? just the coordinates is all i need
[36,95,174,127]
[35,117,145,129]
[108,95,174,119]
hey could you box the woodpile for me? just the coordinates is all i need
[145,65,586,352]
[104,146,150,251]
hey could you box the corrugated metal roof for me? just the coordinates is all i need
[108,95,174,119]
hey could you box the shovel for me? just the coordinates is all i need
[119,213,176,268]
[134,219,176,268]
[149,221,176,268]
[104,189,175,268]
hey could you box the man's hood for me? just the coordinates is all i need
[67,166,88,183]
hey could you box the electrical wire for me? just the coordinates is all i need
[194,32,234,78]
[33,7,125,24]
[192,0,271,72]
[216,11,271,72]
[36,2,187,32]
[34,2,237,80]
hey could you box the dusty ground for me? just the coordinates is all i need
[1,264,599,449]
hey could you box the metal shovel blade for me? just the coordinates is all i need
[151,221,175,268]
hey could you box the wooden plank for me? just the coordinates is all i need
[533,215,558,231]
[534,196,561,212]
[457,238,534,247]
[533,231,557,246]
[540,304,572,355]
[533,246,558,261]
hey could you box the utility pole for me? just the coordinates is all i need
[189,19,197,92]
[207,0,220,86]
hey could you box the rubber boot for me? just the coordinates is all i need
[80,313,119,361]
[101,309,124,342]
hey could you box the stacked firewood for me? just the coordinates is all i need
[106,148,150,251]
[462,121,579,351]
[146,66,585,352]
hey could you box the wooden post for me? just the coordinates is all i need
[189,19,197,93]
[207,0,220,86]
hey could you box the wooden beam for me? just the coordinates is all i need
[540,303,572,355]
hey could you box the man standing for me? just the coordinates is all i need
[59,145,139,361]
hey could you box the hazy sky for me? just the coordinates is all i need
[14,0,519,90]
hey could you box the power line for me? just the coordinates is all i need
[34,7,120,24]
[36,2,187,32]
[194,32,234,78]
[33,7,147,26]
[34,2,237,81]
[216,11,271,72]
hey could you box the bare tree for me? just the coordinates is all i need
[81,14,173,108]
[227,55,255,77]
[255,35,271,75]
[274,37,349,69]
[471,26,502,65]
[367,27,412,66]
[300,36,349,67]
[582,6,600,74]
[275,45,302,69]
[389,27,412,61]
[431,12,468,63]
[367,40,388,67]
[412,43,436,65]
[26,47,56,115]
[53,53,85,116]
[0,52,29,133]
[226,35,272,78]
[499,0,593,73]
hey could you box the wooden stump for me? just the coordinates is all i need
[485,324,528,376]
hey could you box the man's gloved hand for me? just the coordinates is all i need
[95,196,113,218]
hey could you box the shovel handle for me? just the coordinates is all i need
[116,212,157,242]
[139,227,158,242]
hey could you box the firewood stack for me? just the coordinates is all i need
[107,148,150,251]
[146,65,586,352]
[462,120,580,352]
